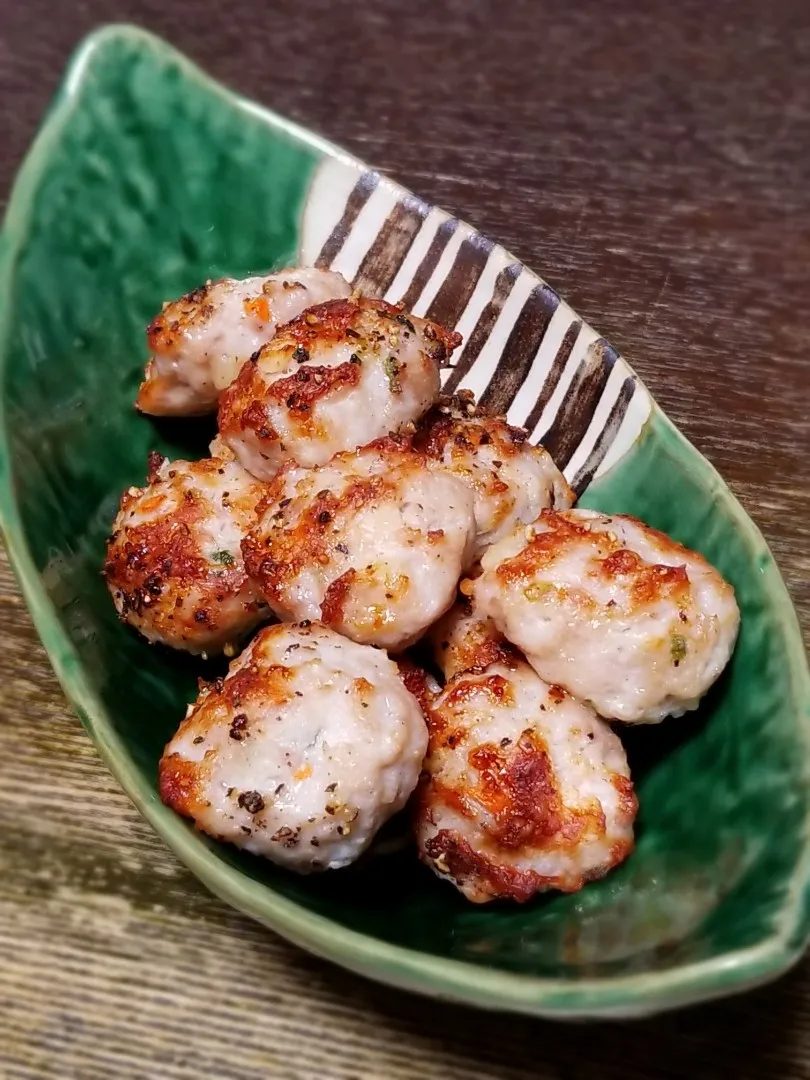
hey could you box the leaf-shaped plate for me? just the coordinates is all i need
[1,25,808,1019]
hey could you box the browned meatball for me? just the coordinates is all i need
[104,450,270,654]
[415,394,574,559]
[137,267,350,416]
[241,436,476,650]
[413,603,637,903]
[218,297,459,477]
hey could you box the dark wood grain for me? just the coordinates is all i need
[1,0,809,1076]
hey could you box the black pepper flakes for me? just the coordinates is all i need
[143,573,162,597]
[271,826,299,848]
[293,345,310,363]
[237,790,265,814]
[229,713,249,740]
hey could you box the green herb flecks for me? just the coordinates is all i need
[383,356,402,393]
[670,632,688,665]
[211,549,235,567]
[524,582,555,602]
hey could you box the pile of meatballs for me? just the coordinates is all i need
[104,266,740,904]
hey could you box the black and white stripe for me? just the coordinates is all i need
[304,165,650,495]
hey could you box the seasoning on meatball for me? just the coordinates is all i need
[242,435,476,650]
[413,602,637,903]
[474,509,740,723]
[158,622,428,871]
[218,296,459,478]
[104,450,270,654]
[136,267,351,416]
[425,600,510,682]
[415,392,574,559]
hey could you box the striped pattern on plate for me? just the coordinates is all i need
[300,159,651,497]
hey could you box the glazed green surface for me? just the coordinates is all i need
[1,26,320,766]
[1,26,809,1017]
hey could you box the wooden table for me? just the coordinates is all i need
[2,1,809,1076]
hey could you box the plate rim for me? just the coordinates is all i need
[1,22,809,1019]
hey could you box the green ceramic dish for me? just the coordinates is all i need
[1,25,808,1019]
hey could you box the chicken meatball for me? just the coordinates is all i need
[218,297,458,478]
[104,450,270,654]
[475,509,740,723]
[136,267,351,416]
[242,436,476,650]
[415,393,574,559]
[158,622,428,871]
[414,602,636,903]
